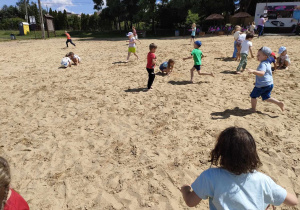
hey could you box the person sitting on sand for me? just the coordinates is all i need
[277,46,290,70]
[61,56,72,68]
[181,127,298,209]
[183,41,214,83]
[267,52,277,71]
[246,47,284,112]
[159,59,175,75]
[0,156,30,210]
[66,52,81,66]
[126,32,139,62]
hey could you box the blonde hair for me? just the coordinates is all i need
[0,157,11,210]
[252,21,255,25]
[192,23,196,27]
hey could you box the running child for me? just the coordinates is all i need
[66,52,81,65]
[235,31,247,61]
[0,156,30,210]
[277,46,290,70]
[246,47,284,112]
[232,25,242,59]
[146,43,157,90]
[183,41,214,83]
[65,31,76,47]
[190,23,197,44]
[159,59,175,75]
[126,32,139,62]
[61,56,72,68]
[180,127,298,209]
[132,26,141,44]
[236,33,254,74]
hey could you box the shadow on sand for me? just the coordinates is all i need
[125,88,147,93]
[211,107,279,120]
[168,80,209,85]
[220,70,238,75]
[215,57,236,62]
[112,61,128,64]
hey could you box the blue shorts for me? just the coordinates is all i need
[194,65,201,71]
[159,64,166,71]
[250,84,273,101]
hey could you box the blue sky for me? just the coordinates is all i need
[0,0,107,15]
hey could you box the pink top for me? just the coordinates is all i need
[258,18,265,26]
[4,189,29,210]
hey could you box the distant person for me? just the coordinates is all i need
[183,41,214,83]
[246,47,284,112]
[0,156,30,210]
[180,127,298,209]
[65,31,76,47]
[236,33,254,74]
[232,25,242,59]
[66,52,81,65]
[159,59,175,75]
[126,32,139,62]
[257,15,268,38]
[190,23,196,44]
[146,43,157,90]
[132,26,141,44]
[277,46,290,70]
[267,52,277,71]
[250,21,256,35]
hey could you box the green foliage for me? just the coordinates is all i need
[185,10,199,26]
[0,17,25,30]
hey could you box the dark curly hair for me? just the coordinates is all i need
[210,127,262,175]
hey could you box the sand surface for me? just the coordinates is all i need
[0,35,299,209]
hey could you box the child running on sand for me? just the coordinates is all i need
[159,59,175,75]
[246,47,284,112]
[65,31,76,48]
[232,25,242,59]
[183,41,214,83]
[0,156,30,210]
[66,52,81,65]
[181,127,298,209]
[190,23,196,44]
[146,43,157,90]
[236,33,254,74]
[277,46,290,70]
[126,32,139,62]
[132,26,141,44]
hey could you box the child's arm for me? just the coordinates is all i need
[249,47,254,58]
[273,62,277,70]
[183,56,193,61]
[246,68,265,77]
[180,185,202,207]
[152,58,157,65]
[283,192,298,206]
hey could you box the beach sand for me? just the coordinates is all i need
[0,35,299,209]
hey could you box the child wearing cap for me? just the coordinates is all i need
[236,33,254,74]
[246,47,284,112]
[267,52,277,71]
[277,46,290,70]
[126,32,139,62]
[183,41,214,83]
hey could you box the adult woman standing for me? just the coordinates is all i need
[257,15,268,38]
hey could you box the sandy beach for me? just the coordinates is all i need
[0,35,299,209]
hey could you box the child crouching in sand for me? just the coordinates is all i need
[277,46,290,70]
[159,59,175,75]
[181,127,298,209]
[183,41,214,83]
[66,52,81,65]
[246,47,284,112]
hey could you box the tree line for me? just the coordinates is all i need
[0,0,297,31]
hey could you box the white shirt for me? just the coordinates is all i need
[241,40,252,54]
[234,31,240,40]
[128,37,136,48]
[250,25,255,31]
[237,34,246,42]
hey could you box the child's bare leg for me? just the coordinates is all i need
[134,53,139,60]
[284,60,289,69]
[265,98,285,111]
[197,71,214,77]
[126,52,131,62]
[190,67,195,83]
[251,98,257,112]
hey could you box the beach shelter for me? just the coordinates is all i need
[19,22,30,35]
[206,14,224,20]
[232,12,251,18]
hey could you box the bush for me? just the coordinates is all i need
[0,18,26,30]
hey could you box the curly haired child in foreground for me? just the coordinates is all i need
[181,127,298,209]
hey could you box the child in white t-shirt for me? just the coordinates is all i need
[236,33,254,73]
[232,25,242,59]
[180,127,298,209]
[66,52,81,65]
[126,32,139,62]
[235,32,246,61]
[277,46,290,70]
[61,57,72,68]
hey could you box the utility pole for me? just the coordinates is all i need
[38,0,45,39]
[24,0,28,22]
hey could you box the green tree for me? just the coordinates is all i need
[63,9,69,29]
[185,10,199,26]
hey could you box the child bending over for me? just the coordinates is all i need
[159,59,175,75]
